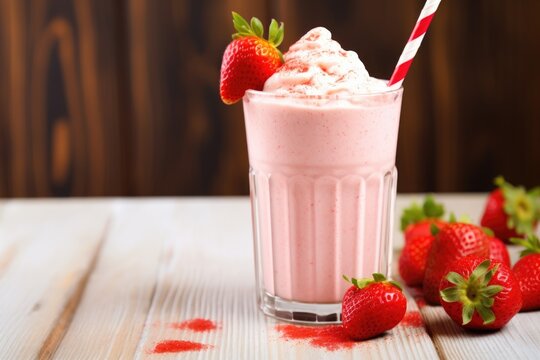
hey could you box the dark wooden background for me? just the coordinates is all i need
[1,0,539,197]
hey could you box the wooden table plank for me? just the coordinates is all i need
[2,196,538,359]
[0,200,111,360]
[134,198,439,359]
[133,198,265,359]
[54,200,177,359]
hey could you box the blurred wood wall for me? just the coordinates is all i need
[0,0,539,197]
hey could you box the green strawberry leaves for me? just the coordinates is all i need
[232,12,251,38]
[474,304,496,324]
[424,195,445,218]
[510,234,540,257]
[495,176,540,236]
[343,273,403,291]
[462,303,476,325]
[250,17,264,38]
[268,19,285,47]
[482,227,495,237]
[231,12,284,48]
[440,259,503,325]
[430,223,440,236]
[401,195,445,231]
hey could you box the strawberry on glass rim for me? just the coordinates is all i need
[219,12,284,104]
[480,176,540,242]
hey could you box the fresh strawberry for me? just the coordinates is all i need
[513,254,540,311]
[423,223,489,305]
[341,274,406,340]
[439,256,522,330]
[488,236,511,267]
[481,227,511,266]
[510,235,540,311]
[399,234,435,287]
[404,219,447,244]
[401,195,446,243]
[220,12,284,104]
[480,177,540,242]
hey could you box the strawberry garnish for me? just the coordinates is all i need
[401,195,446,243]
[341,274,406,340]
[219,12,284,104]
[510,235,540,311]
[439,257,522,330]
[481,176,540,242]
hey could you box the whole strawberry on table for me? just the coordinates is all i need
[481,177,540,242]
[511,235,540,311]
[398,196,446,287]
[486,230,511,267]
[399,233,436,287]
[341,274,406,340]
[439,256,522,330]
[423,222,490,304]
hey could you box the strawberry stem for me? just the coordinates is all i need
[400,195,445,231]
[268,19,285,47]
[495,176,540,236]
[510,234,540,257]
[482,227,495,237]
[430,223,440,236]
[250,17,263,37]
[230,12,284,50]
[343,273,403,291]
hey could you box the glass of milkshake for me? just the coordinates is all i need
[243,28,403,323]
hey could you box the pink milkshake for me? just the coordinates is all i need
[243,28,403,322]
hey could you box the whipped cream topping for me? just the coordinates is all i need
[263,27,388,96]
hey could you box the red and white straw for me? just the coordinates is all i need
[388,0,442,88]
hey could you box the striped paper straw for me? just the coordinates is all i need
[388,0,442,88]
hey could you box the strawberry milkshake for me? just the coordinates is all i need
[243,28,403,322]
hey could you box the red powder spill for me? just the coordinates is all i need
[400,312,424,328]
[152,340,212,353]
[170,318,218,332]
[276,324,355,351]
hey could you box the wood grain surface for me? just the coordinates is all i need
[0,196,539,359]
[0,200,111,359]
[54,200,175,359]
[0,1,539,197]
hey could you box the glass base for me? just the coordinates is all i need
[260,292,342,324]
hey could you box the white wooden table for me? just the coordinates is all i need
[0,196,538,359]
